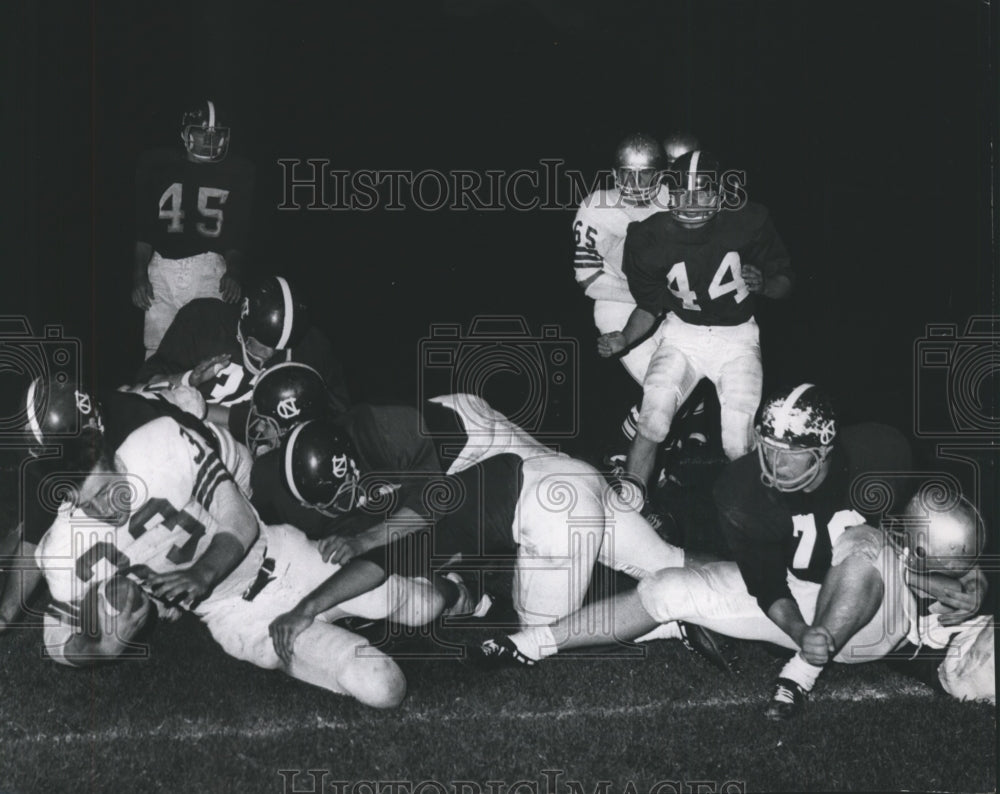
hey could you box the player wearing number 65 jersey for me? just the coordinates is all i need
[133,100,255,358]
[35,413,435,708]
[600,150,793,493]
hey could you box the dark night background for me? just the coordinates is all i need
[1,0,996,498]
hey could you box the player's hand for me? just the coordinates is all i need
[318,535,365,565]
[597,332,628,358]
[144,567,213,605]
[219,273,242,304]
[189,354,232,387]
[799,625,835,665]
[268,609,314,666]
[131,277,154,310]
[934,568,986,626]
[741,264,766,294]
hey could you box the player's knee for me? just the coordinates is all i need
[388,577,442,626]
[636,567,700,623]
[831,526,884,569]
[338,649,407,709]
[637,389,680,443]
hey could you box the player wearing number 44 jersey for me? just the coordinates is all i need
[600,150,793,493]
[35,412,438,708]
[133,100,255,358]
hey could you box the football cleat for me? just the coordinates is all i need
[679,622,741,675]
[765,677,808,721]
[467,636,536,670]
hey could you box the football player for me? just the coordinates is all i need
[133,100,256,358]
[481,385,993,714]
[27,378,445,709]
[599,150,793,497]
[0,375,250,632]
[574,133,707,467]
[269,417,685,654]
[135,275,349,446]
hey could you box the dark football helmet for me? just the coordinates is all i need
[662,131,700,165]
[668,150,724,227]
[246,362,332,458]
[283,419,363,517]
[755,384,837,493]
[237,276,310,375]
[181,99,230,162]
[890,490,986,578]
[23,375,106,487]
[613,133,664,205]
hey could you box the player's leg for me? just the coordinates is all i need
[190,251,227,302]
[509,457,606,626]
[598,485,686,578]
[628,338,700,490]
[286,621,406,709]
[937,615,995,703]
[713,339,762,462]
[144,253,179,358]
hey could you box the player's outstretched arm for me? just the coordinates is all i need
[318,506,433,565]
[269,558,387,665]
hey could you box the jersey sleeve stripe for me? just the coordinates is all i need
[193,455,229,507]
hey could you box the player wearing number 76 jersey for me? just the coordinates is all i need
[36,414,429,708]
[600,150,793,493]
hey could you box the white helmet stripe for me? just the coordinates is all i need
[275,276,295,349]
[25,377,43,444]
[688,150,701,192]
[284,422,308,503]
[770,383,815,439]
[206,100,215,129]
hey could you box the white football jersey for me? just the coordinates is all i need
[37,416,256,640]
[572,184,672,287]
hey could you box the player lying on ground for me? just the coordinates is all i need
[0,376,250,631]
[265,405,694,661]
[470,384,994,715]
[26,379,443,708]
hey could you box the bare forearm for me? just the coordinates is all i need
[621,307,658,346]
[766,597,809,647]
[133,242,153,280]
[296,560,387,618]
[354,507,433,554]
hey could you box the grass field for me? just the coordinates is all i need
[0,578,996,794]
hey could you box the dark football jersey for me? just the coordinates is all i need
[623,202,792,326]
[135,298,350,442]
[135,148,255,260]
[714,423,913,613]
[353,453,523,579]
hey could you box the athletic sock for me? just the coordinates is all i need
[779,652,824,692]
[509,626,558,661]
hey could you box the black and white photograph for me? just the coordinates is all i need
[0,1,996,792]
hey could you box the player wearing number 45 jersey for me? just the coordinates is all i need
[600,150,793,493]
[35,412,437,708]
[133,100,255,358]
